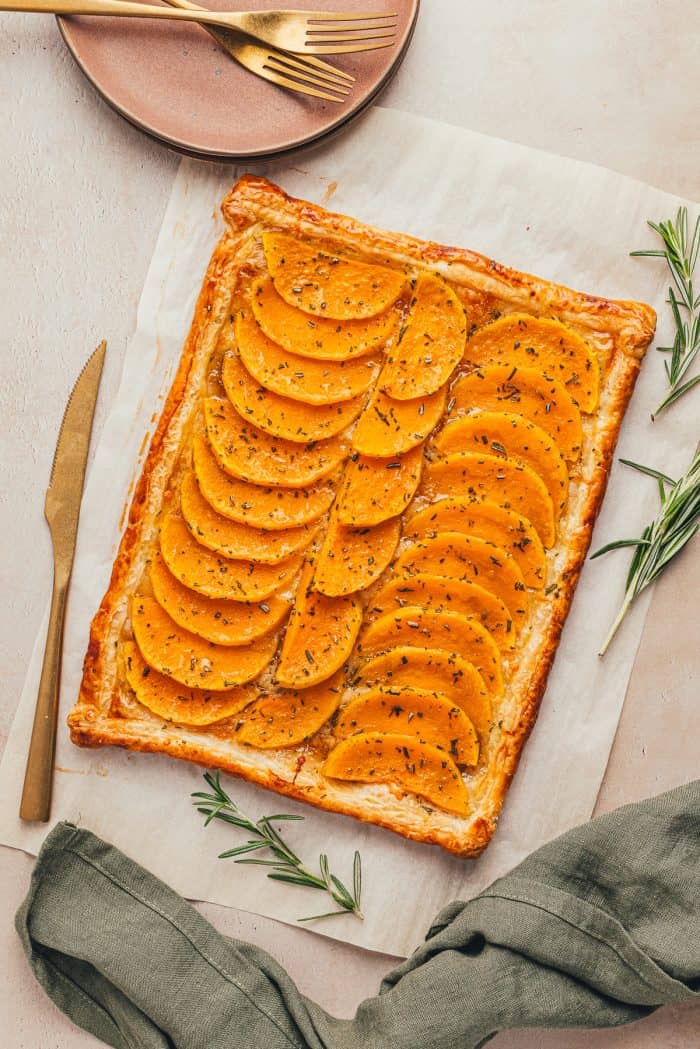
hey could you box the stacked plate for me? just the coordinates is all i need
[58,0,420,160]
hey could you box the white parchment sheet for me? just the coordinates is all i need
[1,108,697,957]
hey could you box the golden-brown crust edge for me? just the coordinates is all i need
[69,175,654,859]
[480,347,643,846]
[71,234,240,722]
[223,175,656,346]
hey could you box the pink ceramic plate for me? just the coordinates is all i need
[58,0,419,160]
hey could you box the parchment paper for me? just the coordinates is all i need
[1,108,697,957]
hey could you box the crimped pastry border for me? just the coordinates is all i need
[68,175,655,857]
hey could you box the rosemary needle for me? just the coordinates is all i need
[631,206,700,417]
[592,449,700,655]
[192,770,363,922]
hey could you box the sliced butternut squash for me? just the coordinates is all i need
[450,364,583,461]
[359,607,503,699]
[180,471,312,565]
[275,562,362,688]
[463,314,599,412]
[262,232,406,320]
[192,435,335,531]
[336,446,423,527]
[222,351,363,443]
[160,515,303,603]
[204,397,346,489]
[312,512,400,597]
[150,551,290,646]
[335,689,479,767]
[394,533,528,626]
[123,642,256,726]
[434,412,568,518]
[352,646,492,743]
[366,573,517,650]
[323,732,469,815]
[237,670,345,749]
[251,277,398,360]
[407,498,546,589]
[381,273,467,399]
[131,596,277,690]
[352,382,447,457]
[236,306,380,405]
[423,451,556,548]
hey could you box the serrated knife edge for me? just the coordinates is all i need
[47,340,106,489]
[44,340,107,564]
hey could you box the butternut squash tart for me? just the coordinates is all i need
[69,176,655,857]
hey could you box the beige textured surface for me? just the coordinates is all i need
[0,1,698,1044]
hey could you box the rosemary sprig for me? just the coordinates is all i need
[192,770,363,922]
[592,449,700,655]
[631,206,700,417]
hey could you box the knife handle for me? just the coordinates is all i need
[19,573,68,822]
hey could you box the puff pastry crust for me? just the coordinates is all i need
[68,176,655,857]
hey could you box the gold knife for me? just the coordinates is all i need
[20,341,107,822]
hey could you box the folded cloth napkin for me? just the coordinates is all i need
[17,781,699,1049]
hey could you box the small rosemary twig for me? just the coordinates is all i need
[631,206,700,417]
[192,770,363,922]
[592,449,700,655]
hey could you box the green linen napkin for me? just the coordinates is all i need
[16,781,699,1048]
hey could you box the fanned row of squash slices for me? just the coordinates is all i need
[122,231,600,819]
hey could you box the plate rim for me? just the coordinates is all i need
[57,1,420,162]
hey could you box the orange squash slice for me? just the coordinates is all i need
[192,435,335,531]
[352,647,492,743]
[381,273,466,399]
[124,642,256,726]
[463,314,600,412]
[262,232,406,320]
[352,382,447,457]
[180,471,312,565]
[359,607,503,699]
[434,411,569,518]
[407,498,546,589]
[336,446,424,527]
[237,670,345,749]
[131,596,277,690]
[150,552,289,646]
[204,397,346,489]
[222,351,363,443]
[236,306,380,405]
[160,515,303,603]
[423,451,556,548]
[395,533,528,626]
[312,512,400,597]
[275,563,362,688]
[251,277,398,360]
[335,689,479,767]
[323,732,469,815]
[366,573,517,650]
[449,364,583,461]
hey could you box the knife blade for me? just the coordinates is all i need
[20,340,107,821]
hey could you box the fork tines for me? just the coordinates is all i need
[263,51,352,102]
[303,11,397,52]
[305,10,399,20]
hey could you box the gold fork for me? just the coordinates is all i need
[163,0,354,102]
[4,2,398,54]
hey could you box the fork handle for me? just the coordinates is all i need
[161,0,205,10]
[0,0,245,30]
[159,0,250,61]
[19,574,68,822]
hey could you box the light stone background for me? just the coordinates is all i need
[1,1,698,1045]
